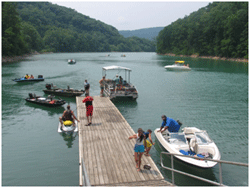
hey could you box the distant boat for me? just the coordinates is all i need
[13,75,44,82]
[121,54,126,57]
[164,61,191,71]
[68,59,76,64]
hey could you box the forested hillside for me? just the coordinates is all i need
[157,2,248,59]
[2,2,155,57]
[119,27,164,40]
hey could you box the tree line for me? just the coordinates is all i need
[2,2,156,57]
[156,2,248,59]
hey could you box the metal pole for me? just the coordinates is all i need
[171,155,175,185]
[219,162,223,185]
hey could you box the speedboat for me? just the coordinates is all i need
[164,61,191,71]
[58,120,78,133]
[68,59,76,64]
[154,127,221,168]
[13,75,44,82]
[43,83,85,97]
[25,93,66,107]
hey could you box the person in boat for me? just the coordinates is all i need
[143,129,155,156]
[25,74,30,79]
[84,79,90,95]
[59,105,79,127]
[99,76,106,97]
[119,76,123,85]
[82,93,94,126]
[129,128,145,172]
[114,74,120,85]
[30,74,34,79]
[157,115,182,133]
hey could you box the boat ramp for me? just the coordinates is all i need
[76,96,173,186]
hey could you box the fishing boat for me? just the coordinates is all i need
[43,84,85,97]
[25,93,66,107]
[102,65,138,100]
[58,119,78,133]
[68,59,76,64]
[13,75,44,82]
[154,127,221,168]
[164,61,191,71]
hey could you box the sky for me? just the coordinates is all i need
[50,1,211,31]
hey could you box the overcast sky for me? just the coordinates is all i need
[50,1,210,31]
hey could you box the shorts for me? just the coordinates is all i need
[144,140,152,148]
[86,105,93,116]
[62,117,73,122]
[100,86,104,90]
[134,144,144,153]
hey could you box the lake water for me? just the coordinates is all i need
[2,52,248,186]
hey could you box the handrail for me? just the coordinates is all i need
[160,152,248,186]
[80,157,91,186]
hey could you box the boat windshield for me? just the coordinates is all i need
[195,131,212,144]
[169,133,186,143]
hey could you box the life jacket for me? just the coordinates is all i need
[64,110,73,120]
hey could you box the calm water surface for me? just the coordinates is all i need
[2,52,248,186]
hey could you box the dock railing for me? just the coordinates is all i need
[160,152,248,186]
[79,157,91,186]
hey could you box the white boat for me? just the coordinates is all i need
[58,120,78,133]
[164,61,191,71]
[102,65,138,100]
[154,127,221,168]
[68,59,76,64]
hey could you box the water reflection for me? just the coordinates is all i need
[60,132,78,148]
[25,102,66,116]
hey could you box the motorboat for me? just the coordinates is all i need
[68,59,76,64]
[154,127,221,168]
[102,65,138,100]
[13,75,44,82]
[121,54,126,57]
[43,83,85,97]
[164,61,191,71]
[58,120,78,133]
[25,93,66,107]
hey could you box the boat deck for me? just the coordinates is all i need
[76,96,173,186]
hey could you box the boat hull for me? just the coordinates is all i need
[154,128,221,168]
[58,120,78,133]
[43,89,84,97]
[25,98,66,107]
[13,78,44,82]
[164,66,191,71]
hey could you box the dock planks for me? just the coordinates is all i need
[77,96,173,186]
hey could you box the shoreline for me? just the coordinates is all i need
[2,51,53,63]
[160,53,248,63]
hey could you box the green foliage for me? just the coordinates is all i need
[14,2,155,53]
[156,2,248,59]
[2,2,29,56]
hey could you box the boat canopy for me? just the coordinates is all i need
[102,65,132,71]
[175,61,185,63]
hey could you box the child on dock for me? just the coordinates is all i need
[82,93,94,126]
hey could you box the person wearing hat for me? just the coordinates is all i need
[158,115,182,133]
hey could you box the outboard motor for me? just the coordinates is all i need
[46,84,52,90]
[29,93,33,99]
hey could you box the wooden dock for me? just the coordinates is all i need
[76,96,173,186]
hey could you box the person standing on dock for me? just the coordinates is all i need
[82,93,94,126]
[143,129,155,156]
[99,76,106,97]
[84,79,90,95]
[158,115,182,133]
[129,128,145,172]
